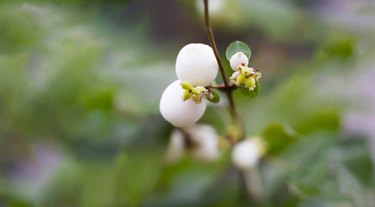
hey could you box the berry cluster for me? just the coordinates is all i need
[159,43,218,128]
[159,0,265,174]
[229,52,261,91]
[165,125,221,163]
[160,43,262,128]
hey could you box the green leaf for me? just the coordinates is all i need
[225,41,251,61]
[207,90,220,103]
[115,151,164,206]
[262,124,297,155]
[239,79,260,98]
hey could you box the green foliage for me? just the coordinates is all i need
[225,40,252,60]
[0,5,45,53]
[207,90,221,103]
[0,0,374,206]
[317,36,357,61]
[262,124,297,155]
[260,134,374,207]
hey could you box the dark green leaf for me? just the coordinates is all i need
[225,41,251,61]
[207,90,220,103]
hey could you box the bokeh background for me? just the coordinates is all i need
[1,0,375,206]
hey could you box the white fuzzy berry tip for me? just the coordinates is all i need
[232,138,264,170]
[175,43,219,86]
[230,52,249,71]
[160,80,207,128]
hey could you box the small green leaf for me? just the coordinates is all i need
[225,41,251,61]
[262,124,297,155]
[239,79,260,98]
[207,90,220,103]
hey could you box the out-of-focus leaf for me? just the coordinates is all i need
[40,159,83,206]
[262,124,297,155]
[144,156,230,207]
[116,150,164,206]
[299,198,353,207]
[294,110,340,135]
[339,139,373,186]
[225,40,251,60]
[317,36,357,61]
[0,5,46,53]
[260,133,372,206]
[334,162,366,206]
[82,88,115,112]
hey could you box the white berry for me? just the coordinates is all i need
[230,52,249,71]
[232,138,264,170]
[165,129,185,164]
[196,0,225,16]
[160,80,206,127]
[187,125,221,162]
[175,43,218,86]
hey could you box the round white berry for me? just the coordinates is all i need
[196,0,225,16]
[187,125,221,162]
[175,43,218,86]
[232,138,263,170]
[160,80,207,127]
[165,129,185,164]
[230,52,249,71]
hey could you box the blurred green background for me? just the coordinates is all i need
[0,0,375,206]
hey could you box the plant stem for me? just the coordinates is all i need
[207,83,237,91]
[203,0,245,138]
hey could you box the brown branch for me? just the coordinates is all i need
[203,0,245,139]
[207,83,237,91]
[203,0,237,120]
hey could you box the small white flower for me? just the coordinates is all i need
[160,80,206,127]
[230,52,249,71]
[232,137,265,170]
[175,43,219,86]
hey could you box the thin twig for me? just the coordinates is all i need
[207,83,237,91]
[203,0,237,120]
[203,0,245,139]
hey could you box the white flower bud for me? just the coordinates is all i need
[160,80,207,127]
[232,138,264,170]
[165,129,185,164]
[175,43,219,86]
[187,124,221,162]
[230,52,249,71]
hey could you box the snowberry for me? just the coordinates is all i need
[164,129,185,164]
[160,80,207,127]
[175,43,218,86]
[232,138,265,170]
[196,0,225,16]
[230,52,249,71]
[188,125,221,162]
